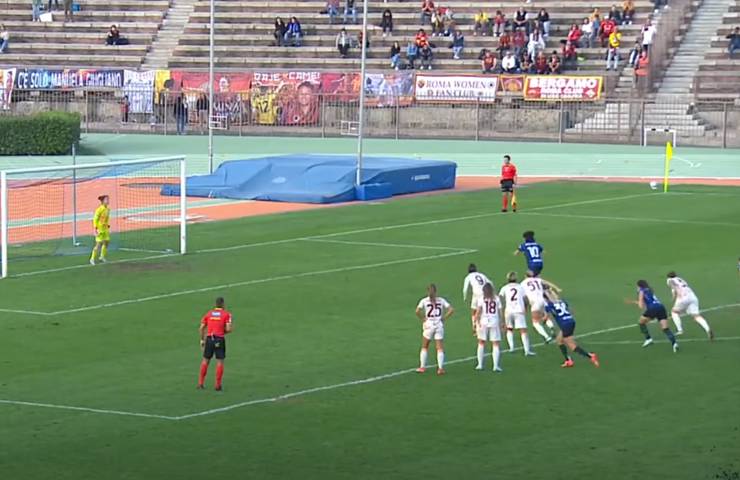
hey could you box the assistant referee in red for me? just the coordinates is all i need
[500,154,518,213]
[198,297,233,391]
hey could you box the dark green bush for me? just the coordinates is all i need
[0,111,81,155]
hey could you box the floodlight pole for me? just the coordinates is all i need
[355,0,370,187]
[207,0,215,174]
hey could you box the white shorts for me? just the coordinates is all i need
[423,321,444,340]
[477,323,502,342]
[470,294,482,310]
[673,295,700,316]
[529,299,545,315]
[505,311,527,329]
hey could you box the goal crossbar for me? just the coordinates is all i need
[1,156,187,279]
[642,128,677,147]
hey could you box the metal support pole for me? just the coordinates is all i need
[395,101,400,140]
[475,99,480,141]
[180,158,187,255]
[722,102,728,149]
[355,0,370,187]
[207,0,215,173]
[558,100,564,143]
[640,100,646,146]
[1,171,7,279]
[71,143,79,246]
[321,96,326,138]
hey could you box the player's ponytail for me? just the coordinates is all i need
[483,282,494,299]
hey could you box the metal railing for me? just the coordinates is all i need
[1,88,739,148]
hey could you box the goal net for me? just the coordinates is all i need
[1,156,186,278]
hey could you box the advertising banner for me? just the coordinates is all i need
[321,71,415,107]
[414,73,498,102]
[523,75,603,101]
[251,71,321,125]
[123,70,155,114]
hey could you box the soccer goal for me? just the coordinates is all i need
[0,156,187,278]
[642,127,677,147]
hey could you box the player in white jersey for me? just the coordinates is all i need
[498,272,535,356]
[666,271,713,339]
[415,284,455,375]
[474,282,504,372]
[463,263,493,335]
[520,270,561,343]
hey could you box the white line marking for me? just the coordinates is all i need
[586,336,740,345]
[674,156,698,168]
[301,238,469,251]
[3,303,736,420]
[0,307,51,316]
[520,212,740,228]
[12,253,176,278]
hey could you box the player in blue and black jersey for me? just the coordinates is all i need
[633,280,679,352]
[514,230,544,276]
[544,292,600,369]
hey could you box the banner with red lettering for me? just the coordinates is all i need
[251,71,321,126]
[320,72,414,107]
[169,71,253,123]
[414,73,498,103]
[523,75,603,101]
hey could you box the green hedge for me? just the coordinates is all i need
[0,111,81,155]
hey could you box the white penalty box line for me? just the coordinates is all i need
[0,192,654,317]
[2,303,737,422]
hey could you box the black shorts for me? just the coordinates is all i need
[203,336,226,360]
[560,322,576,338]
[500,179,515,193]
[529,265,543,276]
[643,305,668,321]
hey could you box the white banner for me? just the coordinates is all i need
[414,74,498,103]
[123,70,155,114]
[0,68,16,111]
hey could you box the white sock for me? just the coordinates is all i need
[671,312,684,332]
[545,319,555,329]
[437,350,445,369]
[521,331,531,353]
[476,344,485,368]
[506,329,515,350]
[533,322,550,340]
[419,348,428,368]
[694,315,711,333]
[493,344,501,369]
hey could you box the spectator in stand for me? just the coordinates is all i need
[622,0,635,25]
[533,51,548,74]
[493,10,506,37]
[501,50,518,73]
[420,0,435,25]
[641,19,656,53]
[606,26,622,70]
[561,40,577,70]
[628,41,643,66]
[633,50,649,87]
[406,41,419,68]
[473,9,490,36]
[344,0,357,24]
[336,28,351,57]
[32,0,42,22]
[481,49,497,73]
[527,28,545,61]
[514,7,529,34]
[105,25,121,45]
[567,23,582,46]
[548,50,561,74]
[326,0,339,24]
[420,43,434,70]
[431,10,444,36]
[0,25,8,53]
[520,54,533,73]
[537,8,551,38]
[498,30,512,56]
[438,6,453,22]
[443,19,457,37]
[121,95,130,123]
[390,41,401,69]
[356,30,369,49]
[63,0,73,21]
[580,18,593,47]
[380,9,393,37]
[284,16,302,47]
[415,28,429,48]
[728,26,740,57]
[513,27,527,59]
[450,30,464,59]
[273,17,287,46]
[600,14,617,47]
[47,0,59,12]
[196,92,209,128]
[591,14,602,48]
[174,95,188,135]
[609,5,622,25]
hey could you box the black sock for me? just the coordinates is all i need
[574,346,592,358]
[639,323,651,339]
[663,328,676,345]
[559,344,570,361]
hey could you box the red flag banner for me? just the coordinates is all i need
[251,71,321,126]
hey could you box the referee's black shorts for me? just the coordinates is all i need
[500,179,515,193]
[203,336,226,360]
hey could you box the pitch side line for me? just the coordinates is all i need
[2,303,736,420]
[587,336,740,345]
[520,212,740,228]
[300,238,470,251]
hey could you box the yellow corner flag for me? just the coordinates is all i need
[663,142,673,193]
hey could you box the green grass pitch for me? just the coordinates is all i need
[1,181,739,480]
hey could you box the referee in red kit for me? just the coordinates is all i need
[500,154,518,213]
[198,297,233,391]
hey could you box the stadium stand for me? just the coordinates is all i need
[694,2,740,100]
[0,0,167,68]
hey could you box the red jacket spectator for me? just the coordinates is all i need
[561,41,577,60]
[482,50,497,72]
[498,31,512,50]
[534,53,548,74]
[421,0,435,13]
[513,29,527,49]
[601,18,616,45]
[567,24,582,44]
[415,29,429,48]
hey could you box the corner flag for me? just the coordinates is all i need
[663,142,673,193]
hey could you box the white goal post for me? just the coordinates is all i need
[1,156,187,278]
[642,127,677,147]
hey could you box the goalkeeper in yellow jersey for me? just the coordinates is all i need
[90,195,111,265]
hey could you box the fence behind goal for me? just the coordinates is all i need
[0,156,186,278]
